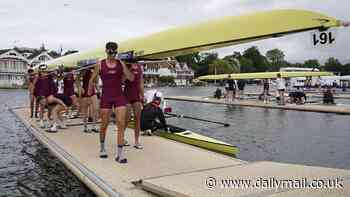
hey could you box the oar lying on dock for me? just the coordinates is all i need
[165,113,230,127]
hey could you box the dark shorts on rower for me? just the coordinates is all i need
[100,96,127,109]
[56,94,73,106]
[278,89,285,92]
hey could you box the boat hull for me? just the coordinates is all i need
[128,122,239,156]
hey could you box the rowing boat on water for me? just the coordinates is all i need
[128,122,239,156]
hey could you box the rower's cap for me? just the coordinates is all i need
[105,42,118,50]
[153,91,163,101]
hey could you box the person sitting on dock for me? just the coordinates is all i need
[141,91,167,136]
[288,86,306,105]
[34,64,68,129]
[47,72,72,132]
[323,86,335,105]
[214,88,222,99]
[88,41,134,163]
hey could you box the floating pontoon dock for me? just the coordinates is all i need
[11,107,350,196]
[165,96,350,114]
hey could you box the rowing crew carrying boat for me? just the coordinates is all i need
[26,41,169,164]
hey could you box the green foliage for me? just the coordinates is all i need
[342,64,350,75]
[239,57,255,73]
[266,49,285,64]
[175,48,349,76]
[208,59,238,75]
[266,49,285,71]
[324,57,342,73]
[303,59,320,68]
[242,46,269,72]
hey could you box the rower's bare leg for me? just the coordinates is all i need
[99,108,111,158]
[38,98,46,128]
[115,106,127,163]
[124,104,132,145]
[34,97,39,118]
[49,104,64,132]
[90,95,98,132]
[57,105,67,128]
[81,97,89,132]
[30,94,34,118]
[71,95,79,111]
[132,102,142,148]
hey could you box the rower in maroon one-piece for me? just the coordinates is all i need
[88,41,134,164]
[80,69,98,133]
[63,70,80,117]
[124,63,144,149]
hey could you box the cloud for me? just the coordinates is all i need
[1,0,349,63]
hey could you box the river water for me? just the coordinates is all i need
[1,88,349,196]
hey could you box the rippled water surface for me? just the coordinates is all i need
[160,86,350,169]
[0,87,349,196]
[0,90,95,197]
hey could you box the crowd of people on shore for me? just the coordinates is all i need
[26,42,167,164]
[214,73,336,105]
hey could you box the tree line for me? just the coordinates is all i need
[175,46,350,77]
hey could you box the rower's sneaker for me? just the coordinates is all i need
[88,117,93,122]
[58,122,68,129]
[83,127,91,133]
[123,140,130,146]
[134,144,143,149]
[39,120,45,129]
[90,125,98,133]
[47,125,58,133]
[115,156,128,164]
[99,149,108,158]
[145,129,152,136]
[91,127,99,133]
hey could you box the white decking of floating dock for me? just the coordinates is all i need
[11,107,350,197]
[165,96,350,114]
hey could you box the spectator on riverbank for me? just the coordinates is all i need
[225,75,236,103]
[237,79,246,99]
[276,74,286,105]
[262,79,270,104]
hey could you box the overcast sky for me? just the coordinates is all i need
[1,0,349,63]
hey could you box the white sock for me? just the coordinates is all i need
[100,142,105,152]
[116,145,123,159]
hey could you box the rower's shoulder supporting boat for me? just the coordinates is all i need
[43,9,343,70]
[197,71,334,80]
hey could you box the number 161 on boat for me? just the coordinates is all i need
[310,29,338,48]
